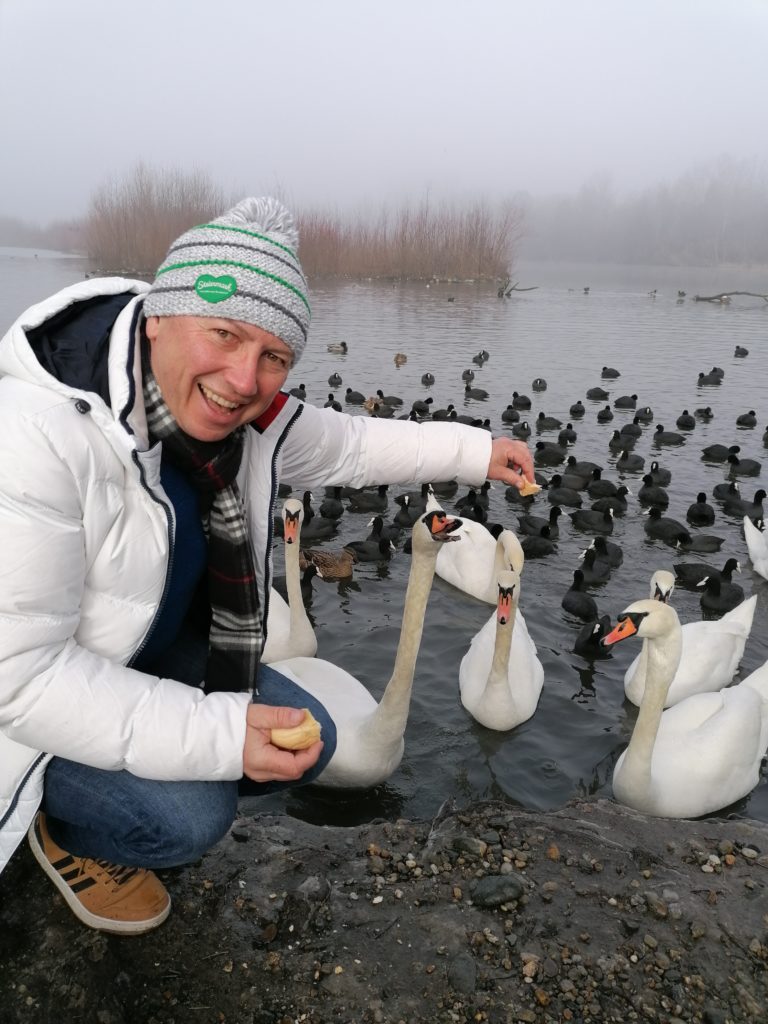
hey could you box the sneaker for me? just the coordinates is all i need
[28,812,171,935]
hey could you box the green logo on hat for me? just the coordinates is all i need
[195,274,237,303]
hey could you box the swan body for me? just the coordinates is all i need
[459,570,544,730]
[262,499,318,664]
[270,511,462,788]
[434,518,525,604]
[744,516,768,581]
[605,600,768,817]
[624,594,757,707]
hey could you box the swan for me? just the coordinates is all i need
[624,570,756,707]
[459,570,544,730]
[269,510,462,788]
[434,519,524,604]
[744,516,768,581]
[603,599,768,818]
[262,499,318,664]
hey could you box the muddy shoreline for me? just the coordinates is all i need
[1,798,767,1023]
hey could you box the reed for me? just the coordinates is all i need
[83,164,227,273]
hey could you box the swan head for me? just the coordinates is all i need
[601,599,679,648]
[649,569,675,603]
[282,497,304,542]
[497,529,525,574]
[496,569,520,623]
[412,510,463,552]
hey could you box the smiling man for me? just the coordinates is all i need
[0,197,533,935]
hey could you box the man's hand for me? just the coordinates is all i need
[487,437,535,489]
[243,704,323,782]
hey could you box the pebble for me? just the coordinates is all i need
[448,952,477,993]
[470,874,526,907]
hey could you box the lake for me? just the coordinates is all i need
[2,247,767,828]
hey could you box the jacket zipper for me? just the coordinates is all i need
[0,752,48,831]
[262,403,304,631]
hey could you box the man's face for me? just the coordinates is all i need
[145,315,294,442]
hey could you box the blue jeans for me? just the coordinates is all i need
[43,629,337,869]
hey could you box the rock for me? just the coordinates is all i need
[447,952,477,993]
[470,873,527,907]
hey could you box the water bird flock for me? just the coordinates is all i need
[269,331,767,820]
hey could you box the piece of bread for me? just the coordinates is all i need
[270,708,322,750]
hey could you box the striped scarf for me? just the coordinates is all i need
[142,349,261,695]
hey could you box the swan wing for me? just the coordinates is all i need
[436,521,496,602]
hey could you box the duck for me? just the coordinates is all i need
[616,449,645,472]
[343,536,395,563]
[512,420,531,439]
[535,411,562,430]
[736,410,757,429]
[534,441,566,466]
[289,383,307,400]
[434,519,524,605]
[609,430,633,453]
[603,599,768,817]
[298,492,338,542]
[366,515,403,546]
[601,366,621,379]
[586,467,618,499]
[647,461,671,486]
[569,400,586,418]
[635,406,654,423]
[261,499,318,664]
[558,423,578,446]
[673,556,740,589]
[318,487,344,519]
[677,533,725,554]
[328,372,342,387]
[394,493,423,527]
[578,546,611,584]
[344,387,365,405]
[517,505,562,539]
[573,615,614,660]
[300,546,356,581]
[458,570,544,731]
[586,386,609,400]
[421,372,436,386]
[327,341,348,354]
[345,484,389,515]
[744,517,768,581]
[520,525,556,559]
[532,377,547,391]
[368,401,395,419]
[653,424,684,446]
[713,479,740,502]
[695,406,714,421]
[376,388,403,407]
[686,492,715,527]
[619,419,643,441]
[591,486,630,515]
[511,391,532,410]
[643,508,690,546]
[546,474,582,508]
[624,577,756,708]
[394,352,407,366]
[596,405,614,423]
[590,535,623,567]
[726,454,762,478]
[698,574,745,615]
[724,487,767,519]
[431,403,456,421]
[465,383,489,400]
[614,394,638,409]
[702,443,740,463]
[675,410,695,431]
[461,368,475,381]
[569,507,614,535]
[637,475,669,507]
[561,570,599,621]
[501,404,520,423]
[697,370,722,386]
[324,393,342,411]
[734,345,749,357]
[270,511,463,788]
[411,397,433,417]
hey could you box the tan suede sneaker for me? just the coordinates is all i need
[28,812,171,935]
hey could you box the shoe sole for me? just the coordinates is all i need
[28,818,171,936]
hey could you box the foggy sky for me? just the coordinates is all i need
[2,0,767,225]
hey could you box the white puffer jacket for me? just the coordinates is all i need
[0,277,491,870]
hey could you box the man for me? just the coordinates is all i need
[0,197,533,935]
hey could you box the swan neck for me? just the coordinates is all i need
[621,629,681,789]
[372,546,437,738]
[284,538,304,621]
[488,604,515,686]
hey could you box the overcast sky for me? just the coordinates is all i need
[2,0,767,225]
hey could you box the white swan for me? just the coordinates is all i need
[433,516,525,604]
[262,499,318,664]
[270,510,462,788]
[604,599,768,818]
[744,515,768,581]
[458,570,544,730]
[624,566,756,706]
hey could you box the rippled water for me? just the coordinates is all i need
[3,250,767,827]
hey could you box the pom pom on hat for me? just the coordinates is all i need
[143,196,310,361]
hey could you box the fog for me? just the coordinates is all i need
[2,0,767,227]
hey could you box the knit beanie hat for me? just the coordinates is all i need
[143,197,311,362]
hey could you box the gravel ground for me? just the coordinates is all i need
[1,798,767,1024]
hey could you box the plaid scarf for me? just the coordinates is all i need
[141,347,261,695]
